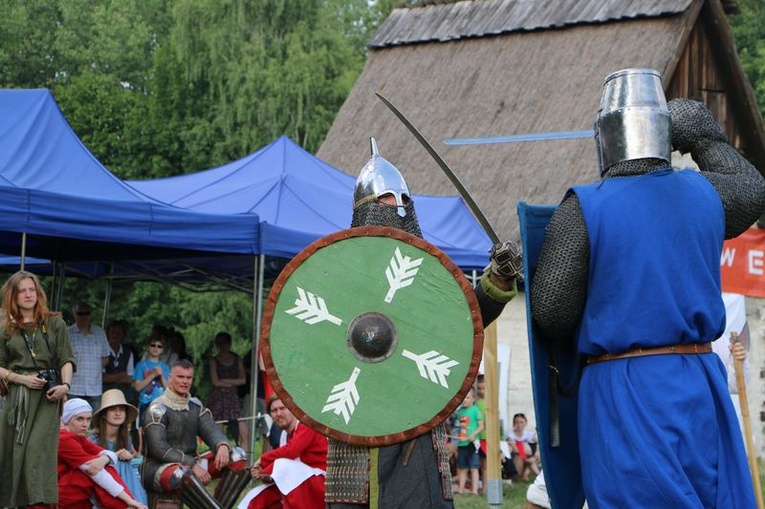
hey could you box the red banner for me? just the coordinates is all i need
[721,229,765,297]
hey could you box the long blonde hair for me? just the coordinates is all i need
[1,271,51,337]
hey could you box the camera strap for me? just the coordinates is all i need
[19,327,42,372]
[19,320,54,372]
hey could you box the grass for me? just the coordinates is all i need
[211,468,765,509]
[454,480,530,508]
[211,437,765,508]
[454,461,765,508]
[219,478,530,509]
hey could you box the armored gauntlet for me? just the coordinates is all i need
[489,240,523,281]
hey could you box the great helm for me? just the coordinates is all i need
[353,138,411,217]
[595,68,671,174]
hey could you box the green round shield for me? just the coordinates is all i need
[261,226,483,446]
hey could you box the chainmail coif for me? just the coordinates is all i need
[351,200,423,237]
[531,98,765,343]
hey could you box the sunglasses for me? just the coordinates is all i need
[149,343,164,349]
[76,311,91,316]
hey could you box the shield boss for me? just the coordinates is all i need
[261,226,483,446]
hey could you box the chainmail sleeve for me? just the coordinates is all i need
[669,98,765,238]
[529,193,590,342]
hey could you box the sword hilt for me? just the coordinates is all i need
[489,241,523,281]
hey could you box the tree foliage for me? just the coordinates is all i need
[730,0,765,116]
[0,0,371,177]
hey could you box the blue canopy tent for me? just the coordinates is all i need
[129,135,494,270]
[0,88,262,293]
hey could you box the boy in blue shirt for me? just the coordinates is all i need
[132,338,170,419]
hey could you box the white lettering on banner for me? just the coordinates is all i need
[720,247,736,267]
[748,250,765,276]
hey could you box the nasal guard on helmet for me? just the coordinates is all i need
[353,138,411,217]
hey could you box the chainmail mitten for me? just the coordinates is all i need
[668,98,727,154]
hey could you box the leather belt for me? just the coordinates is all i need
[586,342,713,365]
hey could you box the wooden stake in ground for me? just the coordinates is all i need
[730,331,764,509]
[484,321,503,507]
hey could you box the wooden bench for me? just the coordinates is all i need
[148,490,182,509]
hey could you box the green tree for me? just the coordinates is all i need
[731,0,765,115]
[51,0,177,178]
[161,0,369,168]
[0,1,62,88]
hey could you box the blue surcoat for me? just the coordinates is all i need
[571,169,755,508]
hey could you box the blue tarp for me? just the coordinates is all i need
[0,89,260,262]
[130,136,493,270]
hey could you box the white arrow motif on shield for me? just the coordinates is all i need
[384,247,424,303]
[402,349,459,389]
[322,367,361,424]
[285,287,343,325]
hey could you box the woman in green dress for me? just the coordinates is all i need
[0,270,75,508]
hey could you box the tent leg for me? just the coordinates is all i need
[101,265,114,328]
[248,254,266,459]
[20,232,27,271]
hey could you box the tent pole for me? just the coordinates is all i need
[53,263,67,312]
[101,265,114,328]
[20,232,27,271]
[248,254,266,459]
[50,261,58,305]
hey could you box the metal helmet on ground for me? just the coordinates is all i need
[353,138,411,217]
[595,68,671,174]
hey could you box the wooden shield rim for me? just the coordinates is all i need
[261,225,484,447]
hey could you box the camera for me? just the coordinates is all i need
[37,368,59,391]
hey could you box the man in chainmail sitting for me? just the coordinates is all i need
[324,139,521,508]
[530,68,765,507]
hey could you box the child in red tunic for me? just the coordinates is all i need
[58,398,147,509]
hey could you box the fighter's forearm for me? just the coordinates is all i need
[701,147,765,238]
[669,98,765,237]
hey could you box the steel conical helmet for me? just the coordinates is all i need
[353,138,411,217]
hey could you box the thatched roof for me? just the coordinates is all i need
[317,0,764,242]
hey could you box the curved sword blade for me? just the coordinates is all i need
[375,92,500,245]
